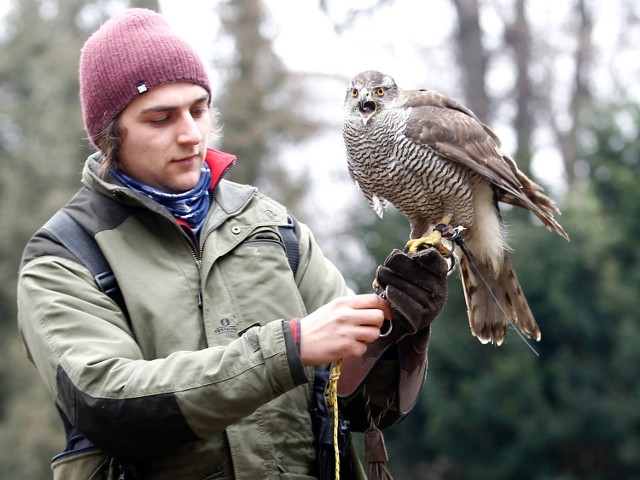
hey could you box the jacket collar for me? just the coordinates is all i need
[204,148,235,188]
[81,148,257,223]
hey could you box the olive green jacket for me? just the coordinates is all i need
[17,150,407,479]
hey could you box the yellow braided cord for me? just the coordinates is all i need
[328,357,343,480]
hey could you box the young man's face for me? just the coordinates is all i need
[117,82,211,193]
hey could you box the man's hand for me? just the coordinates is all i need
[299,294,393,366]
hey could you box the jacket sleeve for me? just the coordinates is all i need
[17,255,304,461]
[293,221,352,312]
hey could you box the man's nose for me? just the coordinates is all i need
[177,113,203,144]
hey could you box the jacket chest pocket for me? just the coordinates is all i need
[205,227,306,335]
[235,228,290,276]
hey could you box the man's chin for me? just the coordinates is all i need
[167,172,203,193]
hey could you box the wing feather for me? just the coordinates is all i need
[400,90,569,240]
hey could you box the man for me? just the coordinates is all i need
[17,8,447,479]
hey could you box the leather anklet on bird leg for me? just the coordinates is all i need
[435,223,466,271]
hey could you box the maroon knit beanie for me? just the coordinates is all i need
[79,8,211,146]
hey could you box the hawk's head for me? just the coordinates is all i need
[344,70,398,126]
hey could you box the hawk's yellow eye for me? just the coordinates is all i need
[351,88,359,97]
[376,88,385,97]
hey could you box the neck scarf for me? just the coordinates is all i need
[111,163,212,232]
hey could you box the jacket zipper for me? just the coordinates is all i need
[176,229,203,309]
[178,179,255,311]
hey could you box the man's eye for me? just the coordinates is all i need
[150,117,169,125]
[192,108,208,118]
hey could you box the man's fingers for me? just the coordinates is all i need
[346,293,393,321]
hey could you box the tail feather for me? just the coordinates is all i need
[500,171,570,241]
[458,251,540,345]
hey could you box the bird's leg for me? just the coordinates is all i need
[405,215,455,256]
[435,223,466,242]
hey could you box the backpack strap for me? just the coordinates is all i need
[43,210,125,311]
[278,214,299,275]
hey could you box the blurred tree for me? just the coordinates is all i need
[0,0,89,328]
[544,0,595,188]
[216,0,322,211]
[504,0,534,172]
[451,0,490,123]
[451,0,596,183]
[0,1,158,477]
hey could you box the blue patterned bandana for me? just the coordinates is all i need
[111,163,212,232]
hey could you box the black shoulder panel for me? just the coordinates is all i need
[21,188,133,268]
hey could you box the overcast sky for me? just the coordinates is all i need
[160,0,456,84]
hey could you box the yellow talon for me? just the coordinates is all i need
[405,232,452,257]
[405,215,455,256]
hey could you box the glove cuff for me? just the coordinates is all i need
[396,327,431,414]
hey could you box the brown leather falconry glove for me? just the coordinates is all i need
[374,248,448,341]
[338,248,448,413]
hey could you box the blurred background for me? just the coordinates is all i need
[1,0,639,478]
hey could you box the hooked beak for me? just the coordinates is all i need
[357,88,377,126]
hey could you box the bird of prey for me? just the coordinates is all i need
[343,70,569,346]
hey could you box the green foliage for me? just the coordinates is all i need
[372,103,640,479]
